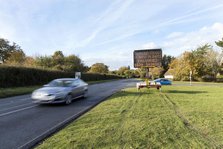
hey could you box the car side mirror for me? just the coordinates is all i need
[43,84,50,87]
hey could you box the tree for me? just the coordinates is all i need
[150,67,164,79]
[133,69,141,78]
[6,50,26,65]
[192,44,210,77]
[169,44,221,81]
[24,56,36,67]
[0,38,24,63]
[117,66,129,76]
[216,38,223,48]
[35,51,88,72]
[52,51,65,70]
[35,56,53,69]
[124,69,134,78]
[89,63,109,73]
[161,54,175,76]
[215,38,223,66]
[135,68,146,78]
[0,38,10,63]
[109,70,118,75]
[169,52,194,80]
[64,55,87,72]
[205,49,220,78]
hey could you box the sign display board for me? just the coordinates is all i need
[75,72,81,78]
[134,49,162,68]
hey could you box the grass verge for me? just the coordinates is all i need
[37,85,223,148]
[0,86,40,98]
[87,79,120,85]
[173,81,223,86]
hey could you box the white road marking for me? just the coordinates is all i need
[0,102,34,113]
[0,98,31,107]
[0,105,37,117]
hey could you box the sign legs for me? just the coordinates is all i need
[145,68,149,85]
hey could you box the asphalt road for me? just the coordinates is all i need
[0,79,138,149]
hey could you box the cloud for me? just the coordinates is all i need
[166,32,183,39]
[141,42,158,49]
[92,3,223,47]
[162,22,223,55]
[85,21,223,70]
[159,3,223,27]
[77,0,135,48]
[1,0,223,70]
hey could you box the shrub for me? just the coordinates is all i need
[216,75,223,82]
[0,66,122,88]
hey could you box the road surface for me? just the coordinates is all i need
[0,79,138,149]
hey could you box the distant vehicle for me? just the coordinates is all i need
[32,78,88,105]
[153,78,172,85]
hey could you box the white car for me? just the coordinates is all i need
[32,78,88,105]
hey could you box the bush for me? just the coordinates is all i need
[199,75,216,82]
[0,66,123,88]
[216,75,223,82]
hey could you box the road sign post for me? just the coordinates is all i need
[190,71,192,86]
[134,49,162,88]
[75,72,81,79]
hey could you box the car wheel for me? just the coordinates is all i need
[65,95,72,105]
[83,90,88,98]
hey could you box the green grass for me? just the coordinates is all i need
[87,79,121,85]
[162,86,223,147]
[0,86,40,98]
[0,79,122,99]
[37,85,223,148]
[173,81,223,85]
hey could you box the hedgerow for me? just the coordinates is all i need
[0,66,122,87]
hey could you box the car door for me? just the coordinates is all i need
[71,80,83,98]
[162,79,169,85]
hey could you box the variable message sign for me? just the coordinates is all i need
[134,49,162,68]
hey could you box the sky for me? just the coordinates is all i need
[0,0,223,70]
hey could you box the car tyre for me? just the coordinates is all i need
[65,94,72,105]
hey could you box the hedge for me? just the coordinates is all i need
[0,66,123,88]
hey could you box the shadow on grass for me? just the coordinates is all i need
[166,90,207,94]
[108,89,153,100]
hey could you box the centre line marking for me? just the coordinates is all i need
[0,105,37,117]
[0,102,34,113]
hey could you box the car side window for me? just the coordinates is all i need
[63,80,73,87]
[78,79,85,85]
[71,80,79,87]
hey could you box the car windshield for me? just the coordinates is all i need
[48,80,74,87]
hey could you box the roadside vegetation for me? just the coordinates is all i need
[0,86,40,98]
[0,79,121,99]
[1,37,223,82]
[37,84,223,148]
[173,81,223,85]
[168,44,223,82]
